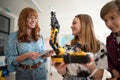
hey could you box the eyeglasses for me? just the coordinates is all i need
[27,16,38,20]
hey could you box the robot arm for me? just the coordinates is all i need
[49,11,65,55]
[49,11,90,64]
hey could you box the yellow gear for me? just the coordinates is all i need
[0,70,2,77]
[0,70,5,80]
[58,48,65,55]
[0,77,5,80]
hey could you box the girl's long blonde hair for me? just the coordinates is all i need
[71,14,99,53]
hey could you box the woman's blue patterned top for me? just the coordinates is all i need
[4,32,46,72]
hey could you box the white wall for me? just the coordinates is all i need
[0,0,112,43]
[38,0,111,44]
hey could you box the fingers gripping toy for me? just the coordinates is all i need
[49,11,90,64]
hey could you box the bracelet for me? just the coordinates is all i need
[88,68,98,78]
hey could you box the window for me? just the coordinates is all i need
[0,14,10,56]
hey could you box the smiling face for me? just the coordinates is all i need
[26,16,38,29]
[100,0,120,36]
[71,17,81,36]
[103,9,120,36]
[18,7,40,35]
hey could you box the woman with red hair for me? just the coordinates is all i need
[5,7,52,80]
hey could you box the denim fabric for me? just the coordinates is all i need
[16,63,47,80]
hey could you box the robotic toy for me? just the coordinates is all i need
[49,11,90,64]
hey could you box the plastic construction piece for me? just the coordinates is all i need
[64,54,90,64]
[51,55,64,63]
[51,54,90,64]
